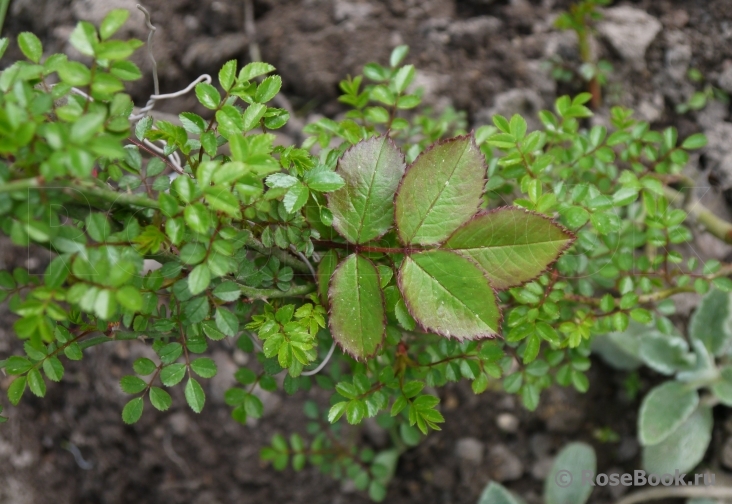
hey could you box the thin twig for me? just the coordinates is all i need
[292,247,317,280]
[163,431,192,477]
[129,74,212,121]
[302,341,337,377]
[61,441,94,470]
[614,485,732,504]
[136,4,159,96]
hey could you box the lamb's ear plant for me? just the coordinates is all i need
[594,287,732,475]
[0,5,729,502]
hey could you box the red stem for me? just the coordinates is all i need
[312,240,427,255]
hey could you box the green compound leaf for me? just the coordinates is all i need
[398,250,500,341]
[638,380,698,446]
[395,135,485,245]
[642,405,712,475]
[328,136,405,244]
[328,254,386,359]
[444,207,575,290]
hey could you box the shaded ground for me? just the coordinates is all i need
[3,0,732,503]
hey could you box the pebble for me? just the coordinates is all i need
[363,418,388,448]
[496,413,520,433]
[721,437,732,470]
[455,437,484,464]
[531,457,554,480]
[616,436,639,462]
[530,433,553,458]
[431,467,456,490]
[447,16,503,51]
[718,64,732,95]
[487,444,524,482]
[597,6,662,69]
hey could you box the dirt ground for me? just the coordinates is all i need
[3,0,732,503]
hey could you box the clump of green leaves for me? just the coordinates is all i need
[0,8,726,502]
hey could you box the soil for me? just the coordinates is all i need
[3,0,732,503]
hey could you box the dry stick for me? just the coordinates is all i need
[614,485,732,504]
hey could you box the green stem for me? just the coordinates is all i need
[0,177,160,210]
[238,282,315,299]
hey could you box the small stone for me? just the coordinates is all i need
[363,418,388,448]
[718,65,732,95]
[722,437,732,470]
[447,16,503,51]
[340,478,357,494]
[169,412,189,435]
[209,351,238,402]
[597,6,662,69]
[455,437,484,464]
[496,413,519,433]
[538,387,585,433]
[487,444,524,482]
[662,9,689,29]
[530,433,553,458]
[636,93,665,123]
[333,0,374,23]
[697,100,729,130]
[443,391,460,411]
[531,457,554,480]
[182,34,248,71]
[431,467,456,490]
[664,31,692,82]
[616,436,639,462]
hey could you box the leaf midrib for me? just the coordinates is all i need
[447,237,570,251]
[408,254,496,332]
[354,139,390,243]
[354,256,364,355]
[403,141,470,243]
